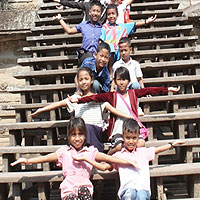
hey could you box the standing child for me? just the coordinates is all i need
[30,67,133,152]
[100,4,157,78]
[77,118,185,200]
[10,117,138,200]
[70,67,180,154]
[53,1,103,65]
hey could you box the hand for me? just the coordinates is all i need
[110,87,116,92]
[10,158,27,166]
[67,95,79,103]
[29,108,42,117]
[72,156,87,162]
[128,160,140,169]
[168,86,180,93]
[53,14,63,21]
[56,5,64,9]
[53,0,61,3]
[172,140,185,147]
[146,15,157,24]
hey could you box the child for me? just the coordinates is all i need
[77,118,185,200]
[30,67,133,152]
[111,37,144,115]
[77,42,110,93]
[10,117,138,200]
[53,1,102,65]
[69,67,180,154]
[99,4,157,77]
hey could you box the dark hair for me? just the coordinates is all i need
[119,37,131,47]
[123,118,139,134]
[106,4,118,16]
[89,0,102,12]
[97,42,111,53]
[67,117,87,140]
[114,67,131,82]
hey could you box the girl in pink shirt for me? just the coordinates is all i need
[11,117,137,200]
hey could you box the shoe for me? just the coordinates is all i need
[138,107,144,116]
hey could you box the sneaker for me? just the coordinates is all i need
[138,107,144,116]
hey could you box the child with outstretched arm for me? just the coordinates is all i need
[11,117,138,200]
[75,118,185,200]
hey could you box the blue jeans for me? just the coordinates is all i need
[121,188,150,200]
[129,82,141,89]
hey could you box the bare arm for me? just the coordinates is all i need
[126,0,135,6]
[135,15,157,27]
[137,77,144,88]
[155,140,185,154]
[53,14,78,34]
[105,103,134,119]
[30,100,67,117]
[10,153,58,166]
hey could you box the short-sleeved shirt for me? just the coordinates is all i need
[113,147,155,197]
[56,145,98,199]
[75,20,102,54]
[81,57,110,92]
[112,58,143,86]
[100,22,136,54]
[65,94,108,128]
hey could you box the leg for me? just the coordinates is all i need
[65,193,78,200]
[107,134,123,155]
[136,190,151,200]
[78,186,92,200]
[121,188,136,200]
[92,80,102,94]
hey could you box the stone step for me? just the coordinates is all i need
[22,35,198,53]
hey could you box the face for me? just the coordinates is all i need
[107,8,118,24]
[119,42,132,63]
[115,74,130,93]
[69,128,86,151]
[89,5,101,23]
[123,131,139,152]
[95,48,110,69]
[78,70,93,93]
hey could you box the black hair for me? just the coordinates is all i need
[97,42,111,53]
[76,67,94,93]
[106,4,118,16]
[119,37,131,47]
[122,118,139,134]
[89,0,103,12]
[67,117,87,140]
[114,67,131,82]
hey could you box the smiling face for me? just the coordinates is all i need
[119,42,132,63]
[123,131,139,152]
[89,5,102,23]
[77,70,93,95]
[107,8,118,25]
[69,128,86,151]
[95,48,110,70]
[115,74,130,93]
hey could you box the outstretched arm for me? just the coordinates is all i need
[53,14,78,34]
[135,15,157,27]
[155,140,185,154]
[10,153,58,166]
[30,100,67,117]
[105,103,135,119]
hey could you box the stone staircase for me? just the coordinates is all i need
[1,0,200,199]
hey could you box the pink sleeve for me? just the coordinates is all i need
[87,146,99,161]
[144,147,155,161]
[56,146,67,167]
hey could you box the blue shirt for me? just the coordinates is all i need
[81,57,110,92]
[76,21,102,54]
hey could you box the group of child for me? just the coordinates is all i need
[11,0,183,200]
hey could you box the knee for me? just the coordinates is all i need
[92,80,101,93]
[136,190,150,200]
[121,188,136,200]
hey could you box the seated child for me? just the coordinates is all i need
[77,118,184,200]
[11,117,138,200]
[69,67,180,155]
